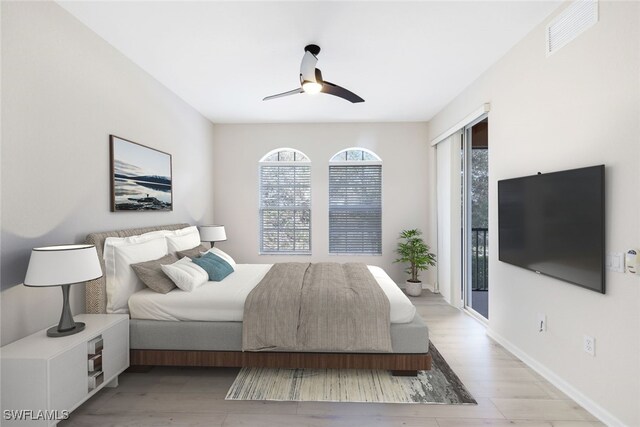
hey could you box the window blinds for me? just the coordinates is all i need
[259,165,311,253]
[329,164,382,254]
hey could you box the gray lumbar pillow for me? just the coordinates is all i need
[131,253,179,294]
[176,244,209,260]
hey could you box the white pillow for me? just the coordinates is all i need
[104,230,171,275]
[166,226,201,253]
[161,257,208,292]
[104,233,169,313]
[201,247,236,267]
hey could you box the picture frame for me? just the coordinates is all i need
[109,135,173,212]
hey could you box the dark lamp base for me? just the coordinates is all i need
[47,322,85,338]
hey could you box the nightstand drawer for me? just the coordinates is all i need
[49,344,87,414]
[88,353,102,372]
[88,370,104,390]
[87,336,103,355]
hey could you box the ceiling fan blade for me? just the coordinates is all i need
[263,88,303,101]
[321,81,365,103]
[300,50,318,83]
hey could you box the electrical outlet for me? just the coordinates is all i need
[537,313,546,332]
[583,335,595,356]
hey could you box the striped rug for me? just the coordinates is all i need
[225,343,476,404]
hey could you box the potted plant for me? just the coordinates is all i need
[394,229,436,297]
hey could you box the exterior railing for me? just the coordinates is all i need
[472,227,489,291]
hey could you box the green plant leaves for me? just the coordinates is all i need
[394,228,436,282]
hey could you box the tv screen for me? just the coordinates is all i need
[498,165,605,293]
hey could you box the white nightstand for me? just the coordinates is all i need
[1,314,129,426]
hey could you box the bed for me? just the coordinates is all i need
[85,224,431,374]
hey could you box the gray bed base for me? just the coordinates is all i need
[130,314,429,354]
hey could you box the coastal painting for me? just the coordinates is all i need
[110,135,172,211]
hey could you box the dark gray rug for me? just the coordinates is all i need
[226,342,477,404]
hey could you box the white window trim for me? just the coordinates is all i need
[329,147,382,162]
[333,160,382,167]
[260,147,310,162]
[259,161,309,167]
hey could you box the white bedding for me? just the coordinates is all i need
[128,264,416,324]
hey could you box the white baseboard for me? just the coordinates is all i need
[422,283,435,292]
[486,328,625,427]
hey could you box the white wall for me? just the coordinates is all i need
[212,123,436,285]
[0,1,216,345]
[428,2,640,425]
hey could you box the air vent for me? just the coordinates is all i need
[546,0,598,56]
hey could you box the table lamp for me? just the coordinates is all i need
[199,225,227,247]
[24,244,103,337]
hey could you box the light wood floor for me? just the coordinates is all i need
[60,291,603,427]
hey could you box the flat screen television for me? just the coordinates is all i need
[498,165,605,293]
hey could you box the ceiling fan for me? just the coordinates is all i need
[263,44,365,103]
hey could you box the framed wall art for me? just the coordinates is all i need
[110,135,173,212]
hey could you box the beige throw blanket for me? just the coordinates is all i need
[242,262,392,353]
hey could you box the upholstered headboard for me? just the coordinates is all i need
[85,223,190,314]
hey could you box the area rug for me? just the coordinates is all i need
[225,342,476,404]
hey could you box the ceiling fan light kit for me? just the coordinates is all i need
[263,44,364,103]
[302,81,322,94]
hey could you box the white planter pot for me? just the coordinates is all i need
[405,281,422,297]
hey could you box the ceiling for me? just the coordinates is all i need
[58,1,560,123]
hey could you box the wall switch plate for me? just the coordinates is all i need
[605,252,625,273]
[537,313,546,332]
[583,335,595,356]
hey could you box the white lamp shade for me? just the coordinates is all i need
[24,244,103,287]
[199,225,227,242]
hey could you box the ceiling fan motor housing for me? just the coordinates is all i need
[304,44,321,56]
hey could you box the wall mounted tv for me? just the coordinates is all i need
[498,165,605,293]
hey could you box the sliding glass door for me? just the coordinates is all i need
[461,116,489,320]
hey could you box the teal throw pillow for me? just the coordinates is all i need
[191,252,234,282]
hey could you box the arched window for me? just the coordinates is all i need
[259,148,311,254]
[329,148,382,254]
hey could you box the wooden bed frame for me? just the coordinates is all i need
[86,224,431,376]
[130,349,431,376]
